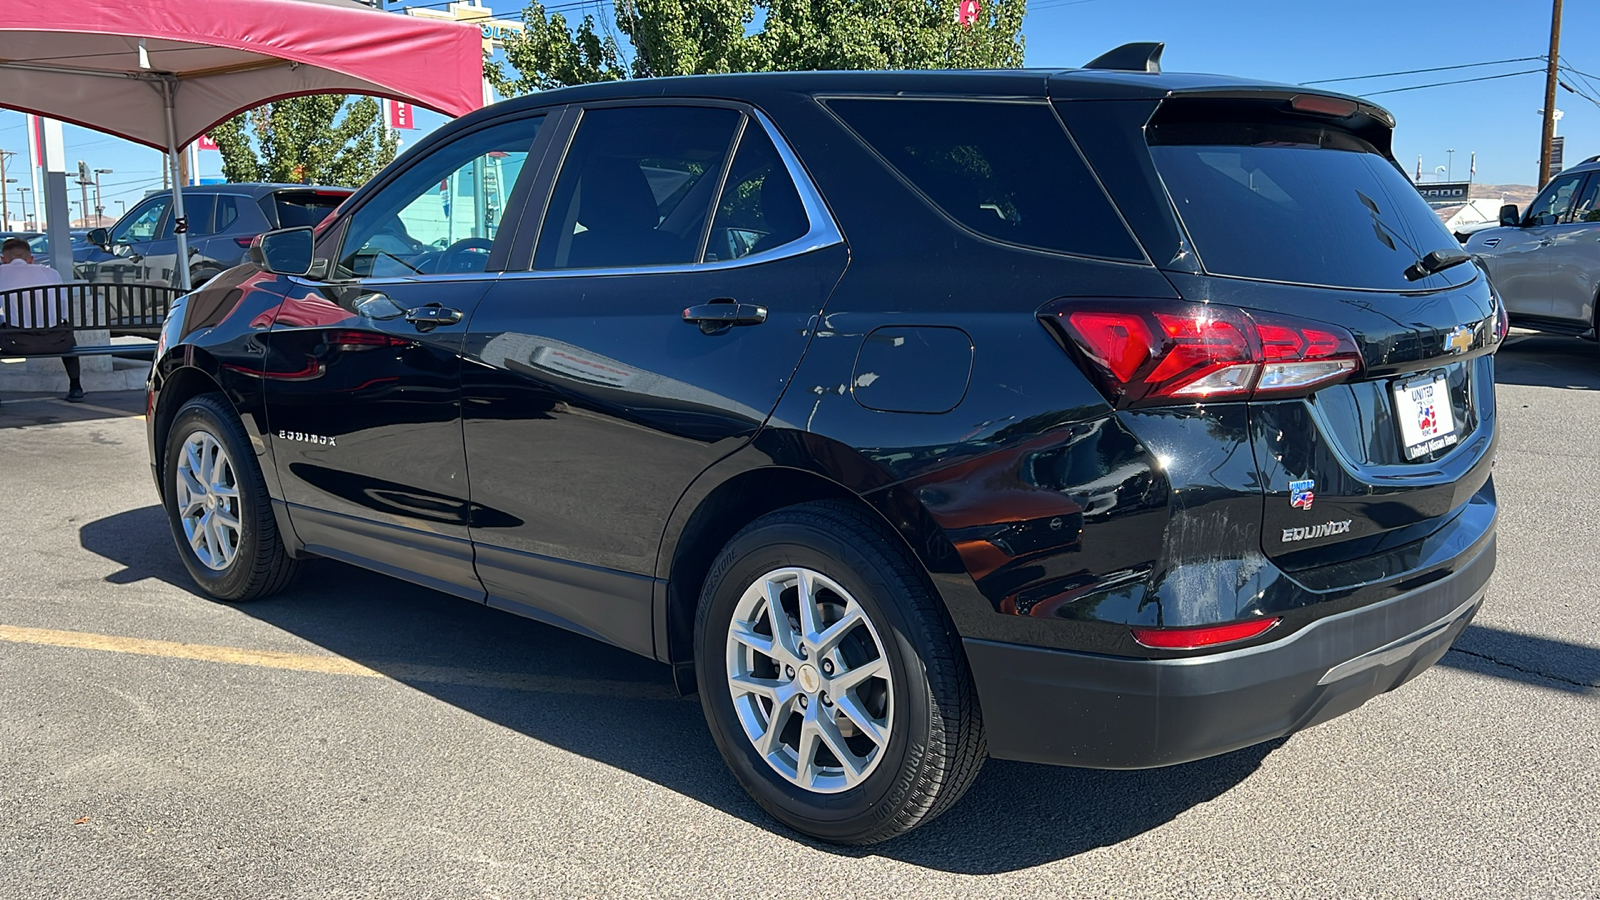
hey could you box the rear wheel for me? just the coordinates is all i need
[694,500,985,844]
[162,393,296,601]
[189,265,224,290]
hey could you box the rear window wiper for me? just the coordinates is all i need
[1403,249,1472,282]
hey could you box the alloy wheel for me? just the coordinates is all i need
[725,566,894,793]
[174,430,242,571]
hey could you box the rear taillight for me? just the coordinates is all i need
[235,235,259,248]
[1131,617,1282,650]
[324,330,410,352]
[1495,298,1509,343]
[1042,300,1362,408]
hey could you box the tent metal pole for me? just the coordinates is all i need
[162,78,192,291]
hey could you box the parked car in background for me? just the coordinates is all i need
[1466,156,1600,336]
[146,50,1502,844]
[14,229,101,269]
[0,230,43,250]
[80,183,352,287]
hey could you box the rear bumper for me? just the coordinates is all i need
[966,533,1493,769]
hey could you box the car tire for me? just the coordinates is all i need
[694,500,985,845]
[162,393,297,601]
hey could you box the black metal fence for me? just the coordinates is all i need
[0,283,182,337]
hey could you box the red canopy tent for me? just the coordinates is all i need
[0,0,484,288]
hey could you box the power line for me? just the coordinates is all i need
[1556,64,1600,111]
[1302,56,1545,86]
[1363,68,1544,97]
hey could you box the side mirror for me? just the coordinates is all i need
[248,227,314,277]
[86,227,110,249]
[1499,204,1521,227]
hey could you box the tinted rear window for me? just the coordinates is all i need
[1149,117,1470,290]
[827,98,1144,261]
[272,191,348,229]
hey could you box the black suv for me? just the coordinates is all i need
[81,183,352,287]
[146,46,1501,844]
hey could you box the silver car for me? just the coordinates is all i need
[1466,158,1600,335]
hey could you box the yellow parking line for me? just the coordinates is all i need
[0,624,675,700]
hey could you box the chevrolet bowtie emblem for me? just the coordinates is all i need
[1445,325,1474,354]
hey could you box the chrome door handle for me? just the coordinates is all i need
[682,301,767,335]
[404,304,463,332]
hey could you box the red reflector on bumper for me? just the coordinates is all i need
[1131,617,1282,650]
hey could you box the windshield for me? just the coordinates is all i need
[274,192,348,229]
[1149,120,1471,291]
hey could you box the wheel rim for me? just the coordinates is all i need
[726,566,894,794]
[174,430,242,572]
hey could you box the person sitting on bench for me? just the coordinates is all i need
[0,236,82,402]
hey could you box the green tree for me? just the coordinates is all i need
[209,96,400,187]
[487,0,1024,95]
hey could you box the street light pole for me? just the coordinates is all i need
[1447,149,1455,182]
[18,186,30,229]
[1539,0,1564,185]
[0,149,11,228]
[93,168,112,225]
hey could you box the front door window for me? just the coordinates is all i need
[532,106,742,270]
[337,116,545,279]
[112,197,170,244]
[1525,174,1584,226]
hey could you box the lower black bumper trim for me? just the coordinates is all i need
[966,535,1493,769]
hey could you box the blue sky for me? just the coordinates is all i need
[0,0,1590,224]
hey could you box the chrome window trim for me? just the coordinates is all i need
[517,106,844,279]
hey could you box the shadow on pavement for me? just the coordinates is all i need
[90,506,1597,867]
[1442,625,1599,693]
[0,389,145,429]
[1495,333,1600,389]
[79,505,1281,871]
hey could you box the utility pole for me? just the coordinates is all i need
[0,149,11,228]
[74,160,92,227]
[93,168,112,224]
[1539,0,1564,186]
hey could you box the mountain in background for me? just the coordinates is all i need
[1469,183,1538,206]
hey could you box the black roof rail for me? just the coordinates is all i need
[1083,42,1164,74]
[1582,154,1600,165]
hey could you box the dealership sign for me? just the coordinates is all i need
[404,1,522,51]
[1414,180,1470,206]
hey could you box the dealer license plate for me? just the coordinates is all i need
[1393,372,1458,460]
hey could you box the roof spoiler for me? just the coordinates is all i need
[1083,42,1164,74]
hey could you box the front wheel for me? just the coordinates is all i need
[162,393,297,601]
[694,501,985,844]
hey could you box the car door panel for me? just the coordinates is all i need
[1546,174,1600,324]
[459,105,847,655]
[1478,226,1550,317]
[261,114,549,599]
[1491,173,1586,318]
[263,275,493,599]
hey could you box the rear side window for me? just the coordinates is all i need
[825,98,1144,261]
[1148,112,1472,290]
[704,125,809,262]
[215,196,240,233]
[1569,175,1600,223]
[165,195,215,237]
[271,191,348,229]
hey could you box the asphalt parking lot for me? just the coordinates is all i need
[1,334,1597,899]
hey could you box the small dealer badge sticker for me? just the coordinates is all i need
[1289,479,1315,510]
